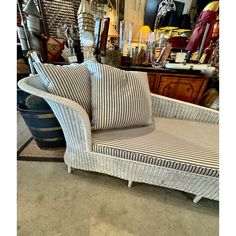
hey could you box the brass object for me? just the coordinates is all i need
[29,126,62,131]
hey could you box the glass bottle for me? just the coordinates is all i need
[119,20,133,57]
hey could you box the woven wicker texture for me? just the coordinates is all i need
[18,75,219,203]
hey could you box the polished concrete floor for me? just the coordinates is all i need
[17,112,219,236]
[17,111,31,151]
[17,161,219,236]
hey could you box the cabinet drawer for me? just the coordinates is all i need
[147,73,158,93]
[158,75,207,104]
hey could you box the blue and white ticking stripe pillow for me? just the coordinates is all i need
[85,60,153,130]
[33,62,92,118]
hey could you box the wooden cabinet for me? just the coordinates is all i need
[119,66,209,105]
[147,71,209,104]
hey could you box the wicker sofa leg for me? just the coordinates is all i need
[193,195,203,203]
[67,166,72,174]
[128,180,133,188]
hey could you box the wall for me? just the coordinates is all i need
[123,0,146,38]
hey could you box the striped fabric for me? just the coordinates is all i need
[33,62,92,118]
[85,60,153,130]
[92,117,219,177]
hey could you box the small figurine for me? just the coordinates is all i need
[64,24,76,56]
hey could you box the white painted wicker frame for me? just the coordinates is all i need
[18,75,219,203]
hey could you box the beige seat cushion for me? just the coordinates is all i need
[92,117,219,177]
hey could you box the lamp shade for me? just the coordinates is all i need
[159,10,179,30]
[177,14,191,32]
[108,22,119,37]
[203,1,219,12]
[133,25,151,42]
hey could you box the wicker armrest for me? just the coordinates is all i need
[151,93,219,124]
[18,76,92,152]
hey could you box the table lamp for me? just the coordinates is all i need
[133,25,151,43]
[107,22,119,49]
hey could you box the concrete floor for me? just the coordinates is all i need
[17,111,31,151]
[17,161,219,236]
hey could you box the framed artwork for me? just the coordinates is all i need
[144,0,186,30]
[144,0,162,31]
[174,1,185,16]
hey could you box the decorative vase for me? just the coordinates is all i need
[17,95,65,149]
[119,20,133,57]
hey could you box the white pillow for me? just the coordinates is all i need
[33,62,92,117]
[85,60,153,130]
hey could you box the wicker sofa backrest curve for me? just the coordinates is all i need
[18,75,92,152]
[18,75,219,204]
[151,93,219,124]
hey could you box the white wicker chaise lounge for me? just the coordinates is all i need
[18,74,219,203]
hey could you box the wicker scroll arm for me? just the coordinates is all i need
[18,76,92,152]
[151,93,219,124]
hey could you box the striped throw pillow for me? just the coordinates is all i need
[85,60,153,130]
[33,62,91,117]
